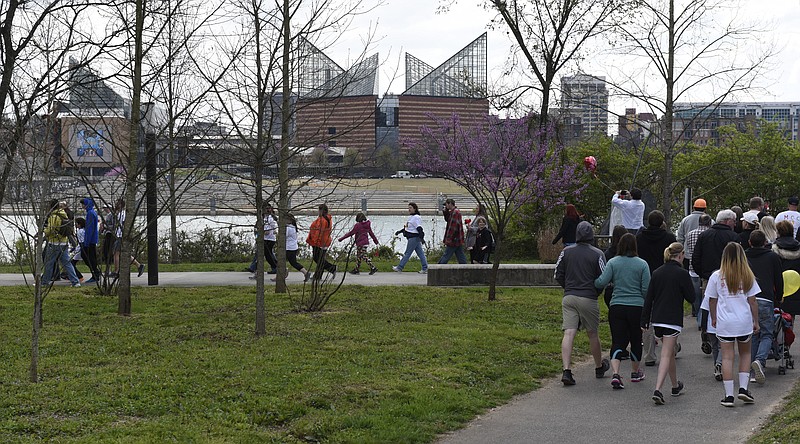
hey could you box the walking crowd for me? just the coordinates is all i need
[42,198,146,287]
[555,191,800,407]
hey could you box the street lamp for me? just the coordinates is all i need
[141,102,163,286]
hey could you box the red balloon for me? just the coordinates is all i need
[583,156,597,172]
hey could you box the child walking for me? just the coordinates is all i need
[641,242,696,405]
[70,217,87,282]
[338,212,379,275]
[706,242,760,407]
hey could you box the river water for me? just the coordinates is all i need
[0,214,447,257]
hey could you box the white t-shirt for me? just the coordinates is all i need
[611,194,644,230]
[776,210,800,236]
[704,270,760,337]
[263,215,278,241]
[405,214,422,234]
[700,294,717,334]
[286,224,298,251]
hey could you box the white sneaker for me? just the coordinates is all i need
[751,360,766,384]
[392,266,402,272]
[418,269,427,274]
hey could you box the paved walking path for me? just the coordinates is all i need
[1,273,794,442]
[438,322,797,444]
[0,270,428,287]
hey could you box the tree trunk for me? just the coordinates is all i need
[30,289,42,382]
[661,0,676,222]
[488,238,501,301]
[275,0,291,294]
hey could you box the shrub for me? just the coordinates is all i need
[158,228,252,263]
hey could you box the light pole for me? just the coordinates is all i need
[142,102,160,285]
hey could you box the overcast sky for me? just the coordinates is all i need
[330,0,800,127]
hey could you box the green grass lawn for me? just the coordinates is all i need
[0,285,586,443]
[748,382,800,443]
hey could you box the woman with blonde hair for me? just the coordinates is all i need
[705,242,760,407]
[759,216,778,245]
[641,242,695,405]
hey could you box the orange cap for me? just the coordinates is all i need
[693,198,707,209]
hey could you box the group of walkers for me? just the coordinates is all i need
[43,197,145,287]
[245,198,494,280]
[556,191,800,407]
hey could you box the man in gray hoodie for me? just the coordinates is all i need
[554,221,610,385]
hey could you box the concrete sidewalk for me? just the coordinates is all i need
[437,321,797,444]
[0,270,429,287]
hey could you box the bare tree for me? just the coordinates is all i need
[609,0,774,220]
[484,0,632,128]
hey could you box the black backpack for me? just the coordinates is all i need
[57,214,74,238]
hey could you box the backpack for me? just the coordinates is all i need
[57,214,74,238]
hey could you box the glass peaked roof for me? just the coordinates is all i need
[299,39,378,99]
[402,33,487,98]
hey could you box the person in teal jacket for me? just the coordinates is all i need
[595,233,651,389]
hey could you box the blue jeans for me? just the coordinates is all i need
[43,243,79,285]
[438,245,467,264]
[397,237,428,271]
[751,299,775,365]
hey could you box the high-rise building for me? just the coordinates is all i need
[672,102,800,145]
[559,74,609,144]
[616,108,656,147]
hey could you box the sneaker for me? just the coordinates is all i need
[701,338,712,354]
[721,396,735,407]
[248,274,258,280]
[137,264,145,277]
[85,278,97,284]
[267,269,277,275]
[269,277,277,282]
[79,277,85,283]
[751,360,766,384]
[738,388,755,403]
[392,266,402,272]
[561,369,576,386]
[71,282,81,288]
[645,360,656,367]
[611,374,624,389]
[652,390,665,405]
[369,267,377,275]
[750,375,757,383]
[418,269,427,274]
[631,370,645,382]
[674,342,682,355]
[671,381,685,397]
[303,271,311,282]
[595,358,610,378]
[330,266,337,279]
[714,363,723,381]
[349,270,360,275]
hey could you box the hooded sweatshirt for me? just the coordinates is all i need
[338,220,379,247]
[773,236,800,314]
[555,221,605,299]
[636,227,677,274]
[746,246,784,307]
[82,198,99,246]
[45,208,70,244]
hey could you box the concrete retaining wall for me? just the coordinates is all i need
[426,264,559,287]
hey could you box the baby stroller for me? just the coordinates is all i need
[771,308,795,375]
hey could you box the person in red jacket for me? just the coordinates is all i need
[438,198,467,264]
[338,212,379,275]
[307,204,337,278]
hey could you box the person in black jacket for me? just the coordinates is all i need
[637,210,678,366]
[642,242,695,405]
[552,204,581,246]
[746,230,784,384]
[692,209,740,281]
[772,220,800,316]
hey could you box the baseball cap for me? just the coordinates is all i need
[789,196,799,206]
[693,198,707,209]
[741,213,759,225]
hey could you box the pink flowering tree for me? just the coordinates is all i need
[409,113,582,300]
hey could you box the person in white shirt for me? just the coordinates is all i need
[611,188,645,234]
[706,242,760,407]
[775,196,800,237]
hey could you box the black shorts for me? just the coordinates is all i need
[716,334,752,343]
[654,327,680,338]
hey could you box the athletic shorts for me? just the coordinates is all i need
[716,334,752,343]
[654,327,680,339]
[562,294,600,332]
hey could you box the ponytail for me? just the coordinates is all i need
[664,242,684,263]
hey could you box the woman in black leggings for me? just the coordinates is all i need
[594,233,652,390]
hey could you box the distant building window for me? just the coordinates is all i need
[328,127,336,134]
[329,140,337,147]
